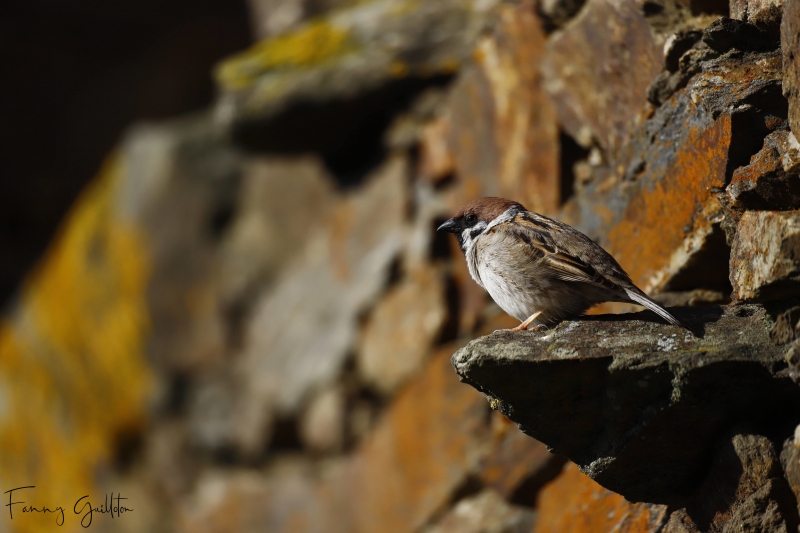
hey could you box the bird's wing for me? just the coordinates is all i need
[494,211,691,331]
[493,211,631,294]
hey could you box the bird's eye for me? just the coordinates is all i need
[465,214,478,225]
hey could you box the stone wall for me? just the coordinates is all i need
[2,0,800,532]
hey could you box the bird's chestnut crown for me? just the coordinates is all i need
[437,197,524,234]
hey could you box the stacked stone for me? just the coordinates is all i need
[2,0,800,532]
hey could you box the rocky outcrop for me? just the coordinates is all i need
[730,211,800,301]
[727,131,800,210]
[782,0,800,134]
[215,0,496,169]
[453,305,800,528]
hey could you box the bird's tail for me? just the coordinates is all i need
[622,288,694,334]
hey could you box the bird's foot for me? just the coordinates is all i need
[498,311,545,332]
[497,323,547,333]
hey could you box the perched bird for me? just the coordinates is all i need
[437,197,689,332]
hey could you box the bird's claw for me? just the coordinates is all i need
[497,323,547,333]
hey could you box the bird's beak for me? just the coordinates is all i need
[437,218,460,233]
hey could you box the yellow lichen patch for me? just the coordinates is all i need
[389,0,422,17]
[0,155,152,533]
[343,0,379,6]
[388,60,410,79]
[215,20,357,89]
[439,58,460,75]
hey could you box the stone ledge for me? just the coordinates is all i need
[451,304,800,505]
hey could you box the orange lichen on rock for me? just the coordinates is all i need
[445,3,559,217]
[176,345,492,533]
[480,3,559,214]
[0,155,152,533]
[347,345,491,533]
[606,114,732,289]
[533,463,667,533]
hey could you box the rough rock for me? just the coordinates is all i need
[418,116,456,183]
[537,0,587,27]
[178,460,349,533]
[785,341,800,382]
[564,91,733,294]
[770,306,800,344]
[685,433,799,532]
[125,118,237,373]
[532,463,668,533]
[145,422,199,502]
[230,155,409,456]
[730,211,800,301]
[451,304,800,504]
[444,2,560,214]
[246,0,306,38]
[721,479,798,532]
[357,265,447,395]
[730,0,784,32]
[646,32,716,107]
[218,156,335,308]
[187,373,242,453]
[246,0,351,38]
[702,17,781,52]
[727,131,800,210]
[478,414,566,500]
[299,384,346,453]
[686,48,783,122]
[664,31,704,73]
[565,47,784,295]
[215,0,498,158]
[424,489,536,533]
[782,0,800,134]
[178,345,494,533]
[12,0,800,529]
[478,4,560,214]
[345,346,493,533]
[781,426,800,516]
[541,0,661,160]
[661,509,701,533]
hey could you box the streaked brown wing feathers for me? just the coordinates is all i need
[503,214,624,292]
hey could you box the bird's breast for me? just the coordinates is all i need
[474,242,550,322]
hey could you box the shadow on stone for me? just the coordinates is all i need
[685,431,800,531]
[576,305,725,338]
[232,75,453,189]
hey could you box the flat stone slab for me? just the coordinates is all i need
[452,304,800,504]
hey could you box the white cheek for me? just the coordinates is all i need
[461,227,473,245]
[461,222,487,252]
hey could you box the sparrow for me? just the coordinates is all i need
[437,197,690,332]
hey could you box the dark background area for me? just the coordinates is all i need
[0,0,252,308]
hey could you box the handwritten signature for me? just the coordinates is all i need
[4,486,133,528]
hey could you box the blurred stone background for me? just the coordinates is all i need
[1,0,800,532]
